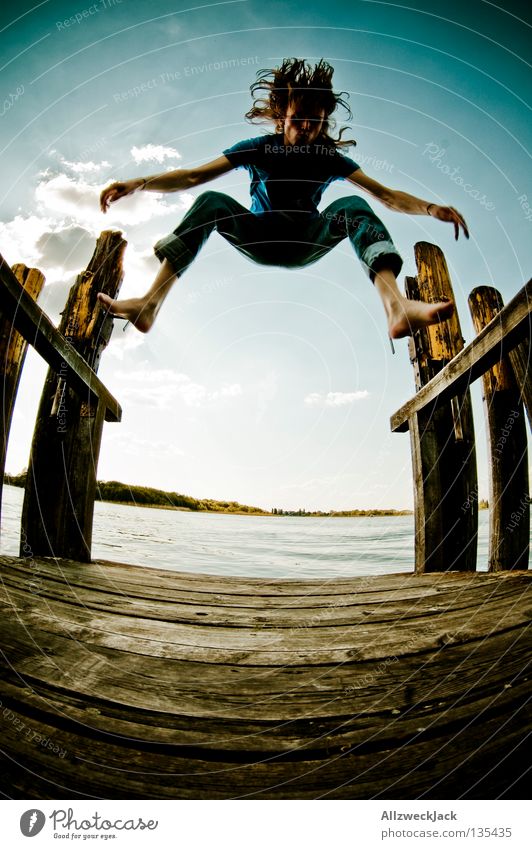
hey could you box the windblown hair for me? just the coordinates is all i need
[244,58,356,148]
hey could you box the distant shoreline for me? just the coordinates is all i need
[2,475,420,517]
[96,498,413,517]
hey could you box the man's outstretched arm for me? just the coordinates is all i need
[347,169,469,240]
[100,155,235,213]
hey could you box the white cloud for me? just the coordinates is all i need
[0,215,95,278]
[35,173,193,229]
[0,213,56,266]
[107,329,146,360]
[114,368,242,409]
[35,225,96,269]
[304,390,370,407]
[131,144,182,164]
[1,149,194,281]
[48,149,111,173]
[65,159,111,174]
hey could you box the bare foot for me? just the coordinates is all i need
[388,297,454,339]
[97,292,158,333]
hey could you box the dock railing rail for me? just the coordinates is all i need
[392,242,531,574]
[0,231,125,562]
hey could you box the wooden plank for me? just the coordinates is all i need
[1,605,528,711]
[0,554,518,607]
[2,579,529,668]
[0,251,121,423]
[0,553,480,597]
[0,265,45,532]
[20,232,126,561]
[0,648,527,752]
[0,555,529,798]
[0,558,523,627]
[0,635,529,798]
[469,286,530,570]
[391,277,532,432]
[1,552,506,595]
[2,552,524,601]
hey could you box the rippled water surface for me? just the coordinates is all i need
[1,485,491,579]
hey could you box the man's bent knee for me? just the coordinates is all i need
[194,189,235,209]
[325,195,374,217]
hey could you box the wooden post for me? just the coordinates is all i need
[507,334,532,432]
[0,266,45,530]
[469,286,529,570]
[406,243,478,572]
[21,231,126,562]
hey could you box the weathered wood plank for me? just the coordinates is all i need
[2,662,526,759]
[0,665,527,762]
[391,277,532,432]
[2,552,510,596]
[2,577,529,667]
[0,265,45,531]
[0,555,529,798]
[0,251,121,422]
[1,613,527,719]
[469,286,530,570]
[0,558,523,627]
[0,678,528,798]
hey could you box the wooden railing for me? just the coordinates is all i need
[391,242,531,573]
[0,231,125,562]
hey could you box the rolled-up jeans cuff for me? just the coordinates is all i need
[154,234,195,275]
[361,240,403,282]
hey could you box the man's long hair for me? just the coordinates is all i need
[244,58,356,148]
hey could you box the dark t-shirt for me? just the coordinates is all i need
[222,133,359,216]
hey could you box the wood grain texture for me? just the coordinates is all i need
[469,287,529,571]
[1,555,529,799]
[0,265,45,530]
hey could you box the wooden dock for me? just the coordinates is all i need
[0,555,530,799]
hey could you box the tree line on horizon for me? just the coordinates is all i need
[5,471,486,515]
[3,472,267,515]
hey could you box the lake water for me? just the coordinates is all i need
[1,484,491,579]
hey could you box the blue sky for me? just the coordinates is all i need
[1,0,531,510]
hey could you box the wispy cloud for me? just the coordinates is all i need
[131,144,182,164]
[48,148,110,173]
[115,368,242,409]
[304,390,369,407]
[35,172,192,228]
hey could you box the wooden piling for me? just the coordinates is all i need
[507,332,532,432]
[469,286,529,570]
[405,243,478,572]
[0,265,45,529]
[21,231,126,562]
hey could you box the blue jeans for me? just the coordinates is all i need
[154,190,403,282]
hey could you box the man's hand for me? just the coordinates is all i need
[428,204,469,240]
[100,178,144,213]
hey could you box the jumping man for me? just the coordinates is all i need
[98,58,469,338]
